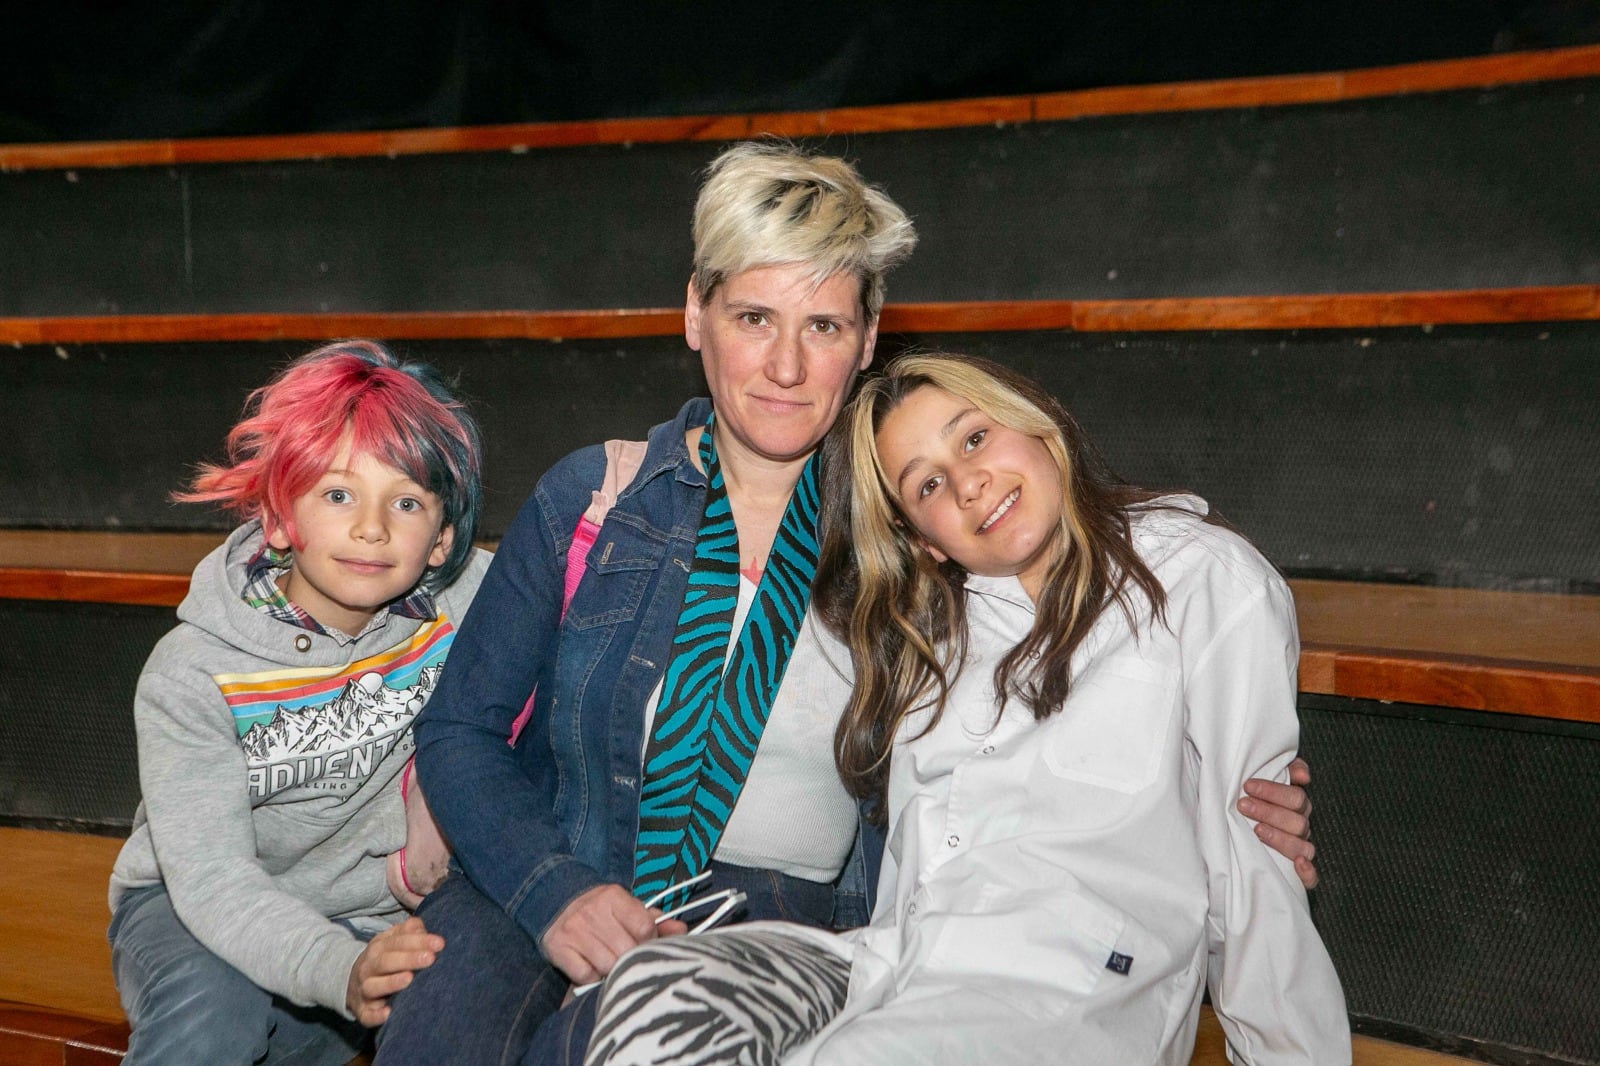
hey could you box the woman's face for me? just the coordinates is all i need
[874,384,1063,601]
[687,263,876,468]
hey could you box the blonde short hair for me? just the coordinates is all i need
[692,141,917,321]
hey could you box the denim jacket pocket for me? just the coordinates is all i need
[562,526,664,630]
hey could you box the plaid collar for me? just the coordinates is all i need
[241,542,437,638]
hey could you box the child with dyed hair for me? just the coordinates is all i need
[108,340,489,1064]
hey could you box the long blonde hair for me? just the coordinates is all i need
[815,354,1171,819]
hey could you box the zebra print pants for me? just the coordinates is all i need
[583,924,850,1066]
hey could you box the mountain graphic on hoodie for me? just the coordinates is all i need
[238,664,442,763]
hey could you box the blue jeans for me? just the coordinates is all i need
[372,870,565,1066]
[109,885,369,1066]
[374,862,837,1066]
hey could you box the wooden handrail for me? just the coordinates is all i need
[0,308,687,345]
[1298,645,1600,725]
[1063,286,1600,332]
[6,564,1597,724]
[1033,45,1600,120]
[2,45,1596,172]
[1,285,1594,345]
[0,568,191,608]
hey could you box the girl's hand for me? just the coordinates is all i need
[1238,756,1318,889]
[346,916,445,1026]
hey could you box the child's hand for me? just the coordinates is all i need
[346,916,445,1027]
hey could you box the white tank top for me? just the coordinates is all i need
[640,576,858,882]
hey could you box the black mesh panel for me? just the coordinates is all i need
[0,600,169,831]
[1300,694,1600,1062]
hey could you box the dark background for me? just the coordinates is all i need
[3,1,1599,143]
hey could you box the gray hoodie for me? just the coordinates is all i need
[110,521,489,1016]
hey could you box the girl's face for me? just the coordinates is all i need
[875,384,1063,601]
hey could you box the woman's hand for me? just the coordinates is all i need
[541,884,690,985]
[1238,756,1318,889]
[346,916,444,1027]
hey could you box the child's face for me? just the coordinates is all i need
[875,385,1062,602]
[267,447,453,635]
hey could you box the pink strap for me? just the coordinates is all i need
[563,518,601,609]
[396,845,415,895]
[505,438,643,746]
[508,515,602,744]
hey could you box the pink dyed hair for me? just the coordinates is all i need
[179,340,483,588]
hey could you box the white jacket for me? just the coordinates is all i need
[788,497,1350,1064]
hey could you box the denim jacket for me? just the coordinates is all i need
[415,398,881,945]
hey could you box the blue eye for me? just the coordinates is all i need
[325,488,351,504]
[396,497,420,513]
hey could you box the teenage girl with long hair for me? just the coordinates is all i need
[582,352,1349,1065]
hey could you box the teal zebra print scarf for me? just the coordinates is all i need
[632,416,822,903]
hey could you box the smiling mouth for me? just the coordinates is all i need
[337,559,392,573]
[978,489,1020,533]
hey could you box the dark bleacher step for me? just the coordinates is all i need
[7,561,1596,722]
[3,319,1595,590]
[2,72,1597,318]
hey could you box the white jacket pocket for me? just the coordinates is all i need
[1041,656,1174,795]
[920,879,1127,1019]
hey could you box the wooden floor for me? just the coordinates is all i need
[1,827,1481,1065]
[1190,1011,1476,1066]
[0,829,123,1021]
[1292,577,1600,668]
